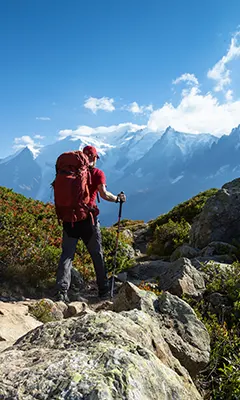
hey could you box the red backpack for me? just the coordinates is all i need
[53,151,91,223]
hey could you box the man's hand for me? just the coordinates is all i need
[98,184,126,203]
[117,192,126,203]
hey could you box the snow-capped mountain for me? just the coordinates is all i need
[1,125,240,225]
[34,128,162,202]
[108,127,218,195]
[0,147,41,198]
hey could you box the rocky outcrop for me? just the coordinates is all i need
[127,259,168,283]
[190,178,240,248]
[157,292,210,378]
[114,282,210,378]
[0,290,204,400]
[3,177,240,399]
[127,258,205,297]
[133,225,152,254]
[170,244,200,262]
[158,258,205,297]
[0,301,42,351]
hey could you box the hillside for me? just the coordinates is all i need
[0,183,240,399]
[0,186,134,298]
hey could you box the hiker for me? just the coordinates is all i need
[55,145,126,302]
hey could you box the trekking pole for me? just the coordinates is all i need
[110,192,124,299]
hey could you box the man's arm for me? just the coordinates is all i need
[98,184,126,203]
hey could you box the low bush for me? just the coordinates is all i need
[29,299,57,323]
[147,218,190,256]
[184,262,240,399]
[149,188,218,232]
[139,260,240,399]
[147,188,217,257]
[0,187,135,292]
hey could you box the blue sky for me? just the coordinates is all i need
[1,0,240,157]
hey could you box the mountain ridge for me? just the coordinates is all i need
[1,125,240,224]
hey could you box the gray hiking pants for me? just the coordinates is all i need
[56,218,108,294]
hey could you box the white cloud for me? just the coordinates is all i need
[147,31,240,136]
[148,86,240,136]
[34,134,45,139]
[58,30,240,141]
[36,117,51,121]
[225,89,233,102]
[124,101,153,114]
[84,97,115,113]
[172,73,199,86]
[207,30,240,92]
[13,135,43,157]
[58,122,146,140]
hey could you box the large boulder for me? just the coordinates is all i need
[157,292,210,378]
[0,308,202,400]
[113,282,210,378]
[157,258,205,297]
[133,225,152,254]
[190,178,240,248]
[127,258,205,298]
[0,301,42,351]
[170,244,200,262]
[127,259,169,284]
[113,281,158,314]
[200,241,238,259]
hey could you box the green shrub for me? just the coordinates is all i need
[146,188,217,257]
[184,262,240,399]
[29,299,56,323]
[149,188,218,232]
[112,218,145,232]
[0,186,135,292]
[147,218,190,256]
[101,227,135,274]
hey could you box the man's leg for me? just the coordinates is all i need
[56,229,78,294]
[82,218,109,295]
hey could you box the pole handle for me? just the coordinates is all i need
[118,191,124,218]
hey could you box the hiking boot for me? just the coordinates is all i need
[98,288,110,300]
[54,291,70,303]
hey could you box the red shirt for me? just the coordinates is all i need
[88,167,106,208]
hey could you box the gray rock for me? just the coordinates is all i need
[207,292,230,308]
[158,258,206,297]
[191,257,234,270]
[65,301,89,318]
[170,244,200,262]
[133,225,152,254]
[116,271,128,282]
[113,282,158,314]
[0,301,42,352]
[192,259,233,275]
[127,259,169,283]
[0,309,202,400]
[200,241,238,258]
[123,243,135,259]
[158,292,210,378]
[121,228,134,241]
[190,178,240,248]
[127,258,205,298]
[113,282,210,378]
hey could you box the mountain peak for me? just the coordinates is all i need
[165,126,175,134]
[229,124,240,137]
[17,146,34,160]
